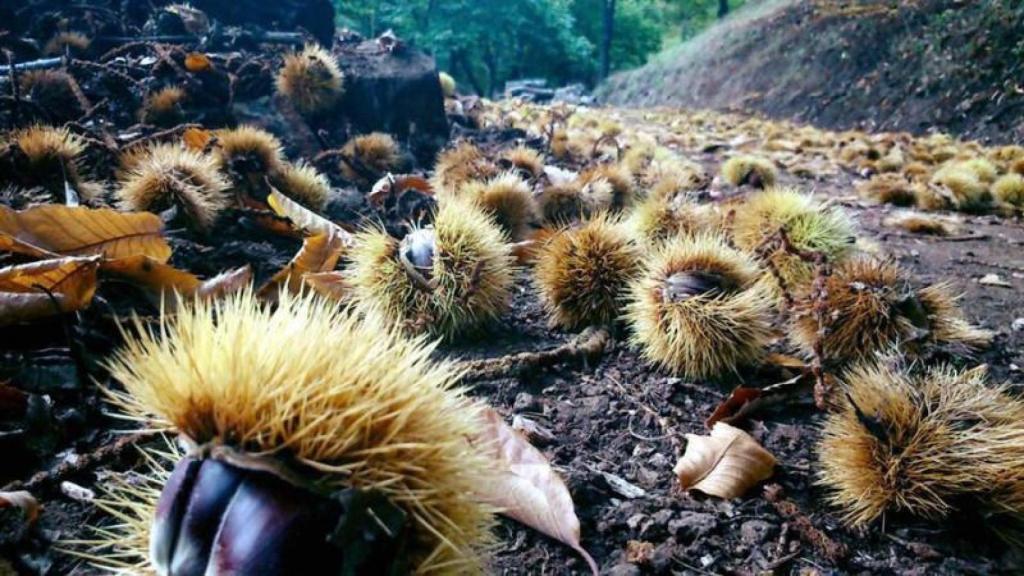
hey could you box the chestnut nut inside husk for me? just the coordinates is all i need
[152,455,409,576]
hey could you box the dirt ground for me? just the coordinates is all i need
[3,100,1023,576]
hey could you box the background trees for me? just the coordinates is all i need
[334,0,751,96]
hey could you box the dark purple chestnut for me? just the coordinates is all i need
[663,270,738,303]
[150,456,406,576]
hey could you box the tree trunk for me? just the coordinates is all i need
[452,50,486,97]
[600,0,616,80]
[718,0,730,19]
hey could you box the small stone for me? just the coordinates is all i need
[668,512,716,541]
[648,453,669,468]
[740,519,775,545]
[626,513,647,530]
[607,563,641,576]
[1012,318,1024,332]
[512,392,538,412]
[979,273,1012,288]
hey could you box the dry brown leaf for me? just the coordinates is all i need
[0,490,41,525]
[182,127,213,151]
[102,256,251,305]
[0,257,100,326]
[674,422,776,500]
[184,52,213,72]
[0,233,58,259]
[267,186,352,244]
[194,266,253,300]
[475,408,598,575]
[302,271,349,302]
[258,230,346,297]
[0,205,170,261]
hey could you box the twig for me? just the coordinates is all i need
[459,327,610,382]
[764,483,848,563]
[4,431,159,494]
[954,257,1024,274]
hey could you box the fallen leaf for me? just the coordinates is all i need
[705,387,763,428]
[475,408,599,575]
[302,271,349,302]
[0,205,170,261]
[267,186,351,243]
[368,174,433,207]
[182,127,213,151]
[194,266,253,300]
[102,256,251,305]
[258,230,346,297]
[0,490,41,525]
[0,257,100,326]
[184,52,213,72]
[674,422,776,500]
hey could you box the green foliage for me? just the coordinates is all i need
[334,0,742,94]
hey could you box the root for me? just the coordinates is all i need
[4,431,158,496]
[459,326,611,382]
[764,483,848,563]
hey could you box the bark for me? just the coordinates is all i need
[600,0,616,80]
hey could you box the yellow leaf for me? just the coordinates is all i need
[302,271,349,302]
[474,408,598,575]
[267,186,352,243]
[0,257,100,326]
[674,422,776,500]
[258,230,346,297]
[184,52,213,72]
[103,256,251,306]
[0,205,171,262]
[182,127,213,151]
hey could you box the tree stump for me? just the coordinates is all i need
[336,40,449,160]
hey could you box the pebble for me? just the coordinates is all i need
[740,519,775,545]
[1012,318,1024,332]
[668,512,716,541]
[512,392,537,412]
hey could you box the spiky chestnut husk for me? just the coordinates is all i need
[789,258,990,363]
[7,125,103,202]
[931,165,991,213]
[857,173,918,207]
[817,358,1023,528]
[534,214,641,329]
[270,161,331,210]
[97,291,497,574]
[339,132,403,189]
[458,172,538,242]
[116,144,231,231]
[139,86,187,126]
[731,187,856,291]
[19,70,84,122]
[626,193,719,246]
[721,155,778,188]
[498,145,544,181]
[438,71,457,98]
[915,282,993,350]
[960,157,999,183]
[580,164,635,211]
[993,173,1024,207]
[431,142,499,197]
[214,125,285,176]
[346,197,515,339]
[43,31,90,56]
[883,212,954,236]
[625,234,773,379]
[276,44,344,116]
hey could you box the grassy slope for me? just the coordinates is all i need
[598,0,1024,144]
